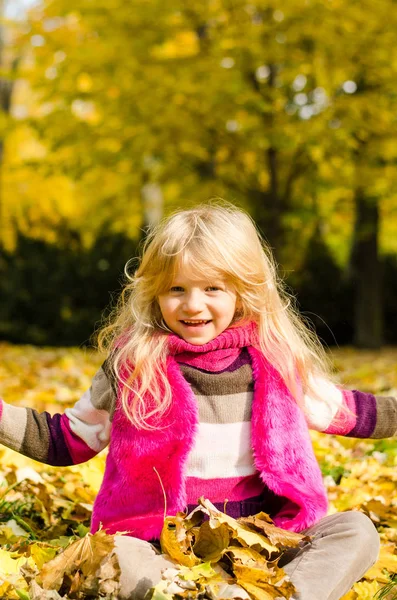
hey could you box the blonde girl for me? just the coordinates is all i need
[0,202,390,600]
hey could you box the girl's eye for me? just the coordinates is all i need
[206,286,221,292]
[170,286,184,292]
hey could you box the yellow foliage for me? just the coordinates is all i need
[152,31,199,59]
[77,73,93,92]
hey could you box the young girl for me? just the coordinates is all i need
[0,202,391,600]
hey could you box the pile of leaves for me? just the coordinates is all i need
[0,342,397,599]
[153,496,305,600]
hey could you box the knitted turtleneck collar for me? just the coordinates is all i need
[167,321,258,372]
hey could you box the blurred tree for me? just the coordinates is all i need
[10,0,335,256]
[2,0,397,345]
[321,0,397,347]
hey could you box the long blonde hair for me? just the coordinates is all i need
[97,201,332,429]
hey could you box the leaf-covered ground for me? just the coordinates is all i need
[0,342,396,599]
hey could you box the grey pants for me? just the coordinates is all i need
[114,511,380,600]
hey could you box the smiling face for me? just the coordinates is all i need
[158,268,238,345]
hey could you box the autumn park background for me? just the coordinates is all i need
[0,0,397,598]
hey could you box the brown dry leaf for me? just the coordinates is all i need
[38,530,115,590]
[96,552,121,597]
[193,521,230,562]
[79,550,121,597]
[29,580,65,600]
[239,514,308,549]
[68,569,83,595]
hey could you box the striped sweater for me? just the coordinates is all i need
[1,350,395,470]
[0,325,396,533]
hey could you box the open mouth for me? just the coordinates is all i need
[180,320,212,327]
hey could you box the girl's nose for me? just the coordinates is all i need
[183,290,204,313]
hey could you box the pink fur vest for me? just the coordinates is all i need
[91,329,328,539]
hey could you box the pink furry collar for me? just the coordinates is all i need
[167,321,258,354]
[168,321,258,371]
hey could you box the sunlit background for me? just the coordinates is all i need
[4,0,36,19]
[1,0,396,348]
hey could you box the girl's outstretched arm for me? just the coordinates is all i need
[0,365,115,466]
[303,378,397,439]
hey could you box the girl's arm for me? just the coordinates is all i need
[0,365,115,466]
[303,378,397,438]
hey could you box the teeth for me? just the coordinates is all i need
[182,320,208,324]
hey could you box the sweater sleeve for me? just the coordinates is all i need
[0,365,116,466]
[302,377,397,438]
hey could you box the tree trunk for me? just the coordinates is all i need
[253,172,281,256]
[350,189,383,348]
[252,64,284,259]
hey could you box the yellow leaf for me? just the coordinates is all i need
[199,498,279,557]
[179,562,217,582]
[29,544,57,570]
[351,579,381,600]
[193,521,230,562]
[0,549,31,576]
[0,550,33,599]
[234,564,278,585]
[237,580,283,600]
[160,518,200,567]
[239,514,308,548]
[340,591,357,600]
[364,544,397,582]
[0,581,20,599]
[233,562,294,595]
[226,547,270,569]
